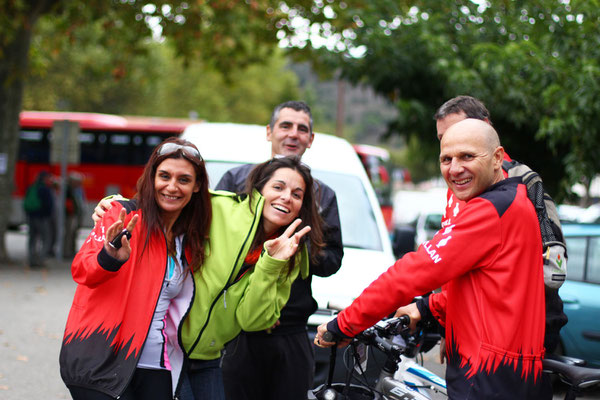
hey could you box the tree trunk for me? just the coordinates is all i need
[0,0,58,263]
[0,26,34,263]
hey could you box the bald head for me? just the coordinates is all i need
[443,118,500,150]
[440,118,505,201]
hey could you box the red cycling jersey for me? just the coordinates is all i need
[330,177,550,399]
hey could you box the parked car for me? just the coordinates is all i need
[559,223,600,367]
[180,122,398,383]
[391,188,446,257]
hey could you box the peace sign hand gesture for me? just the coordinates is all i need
[265,219,311,260]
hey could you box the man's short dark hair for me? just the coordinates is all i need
[270,101,313,134]
[434,95,491,123]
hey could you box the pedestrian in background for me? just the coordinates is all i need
[23,170,55,268]
[63,172,86,258]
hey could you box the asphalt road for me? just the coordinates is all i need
[0,231,75,400]
[0,230,597,400]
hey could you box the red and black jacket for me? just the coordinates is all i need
[59,200,193,398]
[328,178,550,399]
[443,151,567,354]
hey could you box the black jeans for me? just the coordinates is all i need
[68,368,171,400]
[178,358,225,400]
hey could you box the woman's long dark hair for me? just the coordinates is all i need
[134,137,212,272]
[245,156,325,273]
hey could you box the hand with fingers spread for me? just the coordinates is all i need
[104,208,139,262]
[265,218,311,260]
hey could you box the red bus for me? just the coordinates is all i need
[13,111,196,228]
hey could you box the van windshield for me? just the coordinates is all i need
[205,161,383,251]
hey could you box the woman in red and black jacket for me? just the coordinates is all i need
[59,137,211,400]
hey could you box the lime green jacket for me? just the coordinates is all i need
[181,190,309,360]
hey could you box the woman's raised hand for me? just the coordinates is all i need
[104,208,139,261]
[265,219,311,260]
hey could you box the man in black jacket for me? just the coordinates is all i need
[218,101,344,400]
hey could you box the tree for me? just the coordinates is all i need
[290,0,600,201]
[23,21,300,124]
[0,0,336,262]
[1,0,60,263]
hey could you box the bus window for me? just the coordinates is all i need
[108,133,132,165]
[80,132,100,163]
[18,129,50,163]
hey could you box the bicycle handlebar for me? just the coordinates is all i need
[322,315,412,346]
[322,331,335,343]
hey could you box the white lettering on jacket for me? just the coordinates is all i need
[453,202,460,217]
[423,241,443,264]
[86,225,106,244]
[437,236,452,248]
[442,225,455,235]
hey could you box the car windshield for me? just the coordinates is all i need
[205,161,383,251]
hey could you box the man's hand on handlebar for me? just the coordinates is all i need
[394,303,421,333]
[314,323,351,348]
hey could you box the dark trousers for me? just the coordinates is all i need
[27,215,52,266]
[222,330,314,400]
[178,358,225,400]
[68,368,171,400]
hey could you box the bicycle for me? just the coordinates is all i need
[309,313,600,400]
[309,315,447,400]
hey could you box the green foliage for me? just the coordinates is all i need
[24,22,299,124]
[145,41,299,123]
[0,0,320,260]
[289,0,600,200]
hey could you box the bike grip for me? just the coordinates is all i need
[322,331,336,343]
[398,314,411,327]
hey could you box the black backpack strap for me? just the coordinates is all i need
[502,159,564,245]
[502,159,518,172]
[527,179,560,243]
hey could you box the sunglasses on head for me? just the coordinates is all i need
[158,142,203,162]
